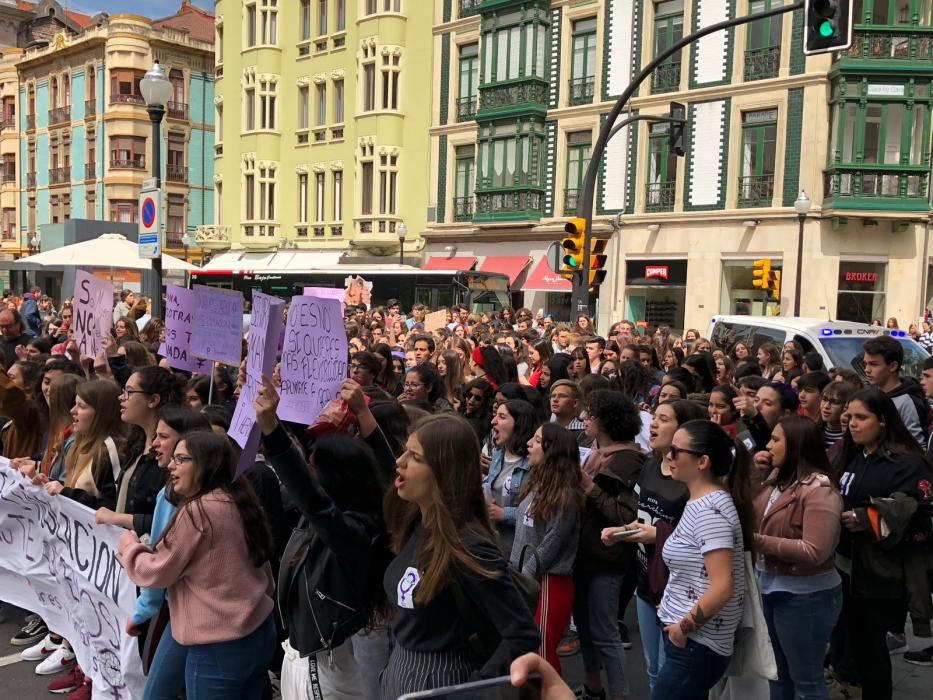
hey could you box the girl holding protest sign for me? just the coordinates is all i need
[119,432,276,698]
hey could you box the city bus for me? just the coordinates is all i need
[189,263,512,314]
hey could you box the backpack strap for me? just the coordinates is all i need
[104,437,121,483]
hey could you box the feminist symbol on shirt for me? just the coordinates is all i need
[397,566,420,609]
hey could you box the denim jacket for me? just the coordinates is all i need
[484,449,530,555]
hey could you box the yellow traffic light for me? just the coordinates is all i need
[752,258,772,291]
[589,238,608,289]
[771,270,782,301]
[562,218,586,272]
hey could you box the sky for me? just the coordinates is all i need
[61,0,214,18]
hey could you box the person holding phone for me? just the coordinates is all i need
[511,423,583,672]
[382,413,540,697]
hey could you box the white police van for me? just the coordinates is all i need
[707,316,929,379]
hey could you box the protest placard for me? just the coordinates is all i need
[0,462,145,699]
[72,270,114,358]
[303,287,345,305]
[190,285,244,367]
[424,309,447,332]
[278,295,348,424]
[163,285,211,373]
[230,292,284,474]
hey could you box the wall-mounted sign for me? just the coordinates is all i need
[645,265,670,280]
[844,271,879,283]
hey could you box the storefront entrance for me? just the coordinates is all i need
[624,260,687,334]
[836,261,887,324]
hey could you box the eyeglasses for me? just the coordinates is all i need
[121,388,148,398]
[668,445,705,460]
[171,455,193,466]
[403,382,424,391]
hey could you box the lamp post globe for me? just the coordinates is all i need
[140,61,172,108]
[397,222,408,266]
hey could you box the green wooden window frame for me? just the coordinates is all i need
[747,0,783,50]
[853,0,931,26]
[648,123,677,184]
[653,0,684,63]
[455,146,475,199]
[571,18,598,82]
[480,9,549,85]
[476,122,546,190]
[459,44,479,101]
[740,109,778,178]
[830,85,932,167]
[565,131,591,213]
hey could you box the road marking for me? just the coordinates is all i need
[0,651,23,667]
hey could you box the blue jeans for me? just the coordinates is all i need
[573,571,628,698]
[184,614,276,700]
[762,585,843,700]
[143,620,187,700]
[636,596,666,692]
[652,635,730,700]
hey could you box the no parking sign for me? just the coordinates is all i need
[138,185,162,260]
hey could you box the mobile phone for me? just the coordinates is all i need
[398,673,541,700]
[607,527,639,543]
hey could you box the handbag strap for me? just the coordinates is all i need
[104,437,121,483]
[518,544,540,577]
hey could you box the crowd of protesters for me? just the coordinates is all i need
[0,286,931,700]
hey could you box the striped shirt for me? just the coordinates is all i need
[658,490,745,656]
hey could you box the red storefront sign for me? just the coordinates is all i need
[844,271,879,283]
[645,265,669,280]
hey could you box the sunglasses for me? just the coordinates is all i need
[668,445,705,460]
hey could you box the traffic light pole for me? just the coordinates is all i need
[572,0,805,316]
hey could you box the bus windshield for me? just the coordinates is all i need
[821,337,928,380]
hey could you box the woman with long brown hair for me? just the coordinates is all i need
[436,349,464,410]
[511,423,583,673]
[382,413,539,696]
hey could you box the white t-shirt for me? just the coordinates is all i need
[658,490,745,656]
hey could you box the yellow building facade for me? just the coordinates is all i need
[426,0,933,332]
[209,0,434,262]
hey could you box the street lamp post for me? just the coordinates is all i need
[793,191,811,316]
[140,60,172,320]
[397,223,408,266]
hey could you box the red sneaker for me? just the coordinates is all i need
[48,665,84,695]
[65,678,92,700]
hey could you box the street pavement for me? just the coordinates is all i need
[0,601,929,699]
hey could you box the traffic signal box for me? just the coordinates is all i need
[590,239,608,290]
[771,270,782,302]
[561,218,586,276]
[753,258,772,294]
[804,0,853,54]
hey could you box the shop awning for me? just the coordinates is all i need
[521,257,572,293]
[479,256,531,285]
[422,255,477,271]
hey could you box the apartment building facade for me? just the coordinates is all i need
[207,0,433,267]
[0,4,215,268]
[426,0,933,331]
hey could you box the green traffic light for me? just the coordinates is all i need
[818,20,835,37]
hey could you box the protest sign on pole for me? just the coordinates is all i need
[424,309,447,332]
[190,285,244,367]
[163,285,211,373]
[0,462,145,699]
[230,292,284,475]
[72,270,114,358]
[278,295,348,424]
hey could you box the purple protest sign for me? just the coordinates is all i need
[277,295,348,424]
[72,270,113,358]
[190,285,244,367]
[163,286,211,373]
[230,293,284,474]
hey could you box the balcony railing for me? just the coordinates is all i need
[26,172,36,188]
[49,166,70,185]
[824,167,929,201]
[457,96,477,122]
[167,101,188,120]
[110,156,146,170]
[453,196,474,222]
[166,164,188,183]
[478,79,549,112]
[25,114,35,130]
[48,106,70,126]
[165,231,186,248]
[652,62,681,93]
[1,229,15,242]
[85,99,96,118]
[737,174,775,207]
[0,117,11,131]
[568,77,596,106]
[563,188,580,216]
[459,0,482,17]
[744,46,781,81]
[842,27,933,62]
[1,170,15,184]
[85,163,96,180]
[645,181,676,212]
[474,188,545,220]
[110,93,145,106]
